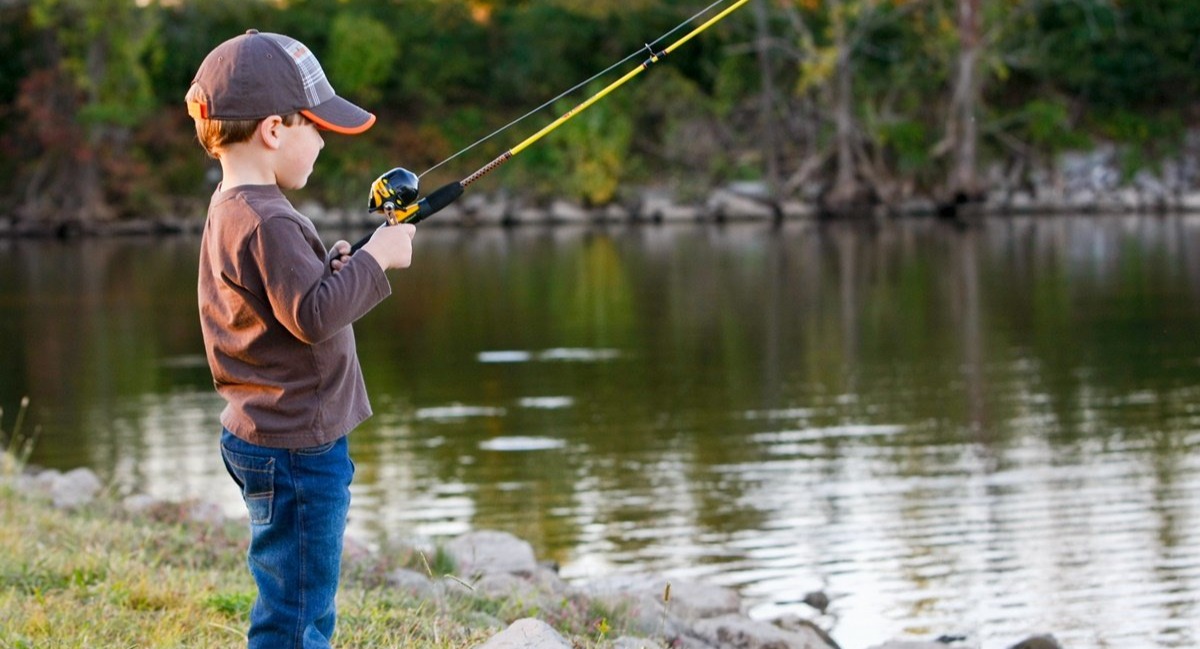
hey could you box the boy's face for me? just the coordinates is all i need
[275,118,325,190]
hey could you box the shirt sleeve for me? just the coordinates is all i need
[249,215,392,344]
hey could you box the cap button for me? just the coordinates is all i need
[245,29,259,35]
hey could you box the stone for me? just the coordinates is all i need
[1180,191,1200,212]
[385,568,437,599]
[639,192,699,222]
[122,493,160,515]
[1008,634,1061,649]
[864,642,957,649]
[183,499,227,526]
[340,533,376,571]
[602,203,632,222]
[773,616,840,649]
[587,574,741,621]
[610,636,669,649]
[474,618,572,649]
[48,467,103,509]
[474,571,548,607]
[549,199,589,223]
[691,614,839,649]
[445,529,538,578]
[780,201,816,219]
[707,189,777,220]
[801,591,830,614]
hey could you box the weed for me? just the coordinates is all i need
[204,589,254,619]
[1,397,38,478]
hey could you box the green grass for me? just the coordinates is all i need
[0,466,635,648]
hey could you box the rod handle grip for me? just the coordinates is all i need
[406,181,465,224]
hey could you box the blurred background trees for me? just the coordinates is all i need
[1,0,1196,222]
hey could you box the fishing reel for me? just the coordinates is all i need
[368,167,420,225]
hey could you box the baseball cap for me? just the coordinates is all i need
[188,29,375,135]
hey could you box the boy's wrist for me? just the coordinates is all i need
[357,246,387,272]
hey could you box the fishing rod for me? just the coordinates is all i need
[351,0,751,251]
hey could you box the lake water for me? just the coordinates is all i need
[2,215,1199,648]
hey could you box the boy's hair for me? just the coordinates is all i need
[185,83,307,159]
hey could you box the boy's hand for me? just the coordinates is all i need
[329,240,352,273]
[360,224,417,270]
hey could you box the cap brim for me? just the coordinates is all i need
[302,96,375,135]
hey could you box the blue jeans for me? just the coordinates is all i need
[220,429,354,649]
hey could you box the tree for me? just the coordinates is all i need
[946,0,982,204]
[17,0,158,221]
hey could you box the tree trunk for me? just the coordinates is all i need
[826,2,866,214]
[753,0,781,199]
[81,30,114,221]
[948,0,982,204]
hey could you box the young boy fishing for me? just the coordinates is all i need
[186,29,415,648]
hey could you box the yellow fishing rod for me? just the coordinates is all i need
[354,0,751,246]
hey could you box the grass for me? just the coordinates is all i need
[0,455,641,648]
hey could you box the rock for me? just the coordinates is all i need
[780,201,816,219]
[1008,634,1061,649]
[466,193,510,225]
[864,638,955,643]
[43,467,103,509]
[664,580,742,620]
[341,533,375,568]
[692,614,839,649]
[512,205,549,224]
[801,591,830,614]
[385,568,437,599]
[707,189,777,220]
[773,616,840,649]
[587,574,741,621]
[639,192,699,222]
[183,499,227,526]
[431,202,465,225]
[474,571,550,608]
[298,200,329,224]
[549,199,589,223]
[531,563,570,598]
[588,587,682,639]
[445,530,538,578]
[1008,191,1035,212]
[601,203,632,222]
[1181,191,1200,212]
[474,618,572,649]
[122,493,161,515]
[610,636,669,649]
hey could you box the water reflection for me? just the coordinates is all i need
[2,216,1199,648]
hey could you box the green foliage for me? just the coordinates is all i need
[31,0,158,127]
[877,119,930,175]
[547,82,635,206]
[1,0,1198,220]
[326,14,398,103]
[1014,98,1089,152]
[204,589,254,619]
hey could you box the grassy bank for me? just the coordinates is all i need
[0,479,623,648]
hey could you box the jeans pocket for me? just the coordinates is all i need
[294,440,337,456]
[220,444,275,525]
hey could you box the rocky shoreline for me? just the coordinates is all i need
[4,165,1200,240]
[7,464,1062,649]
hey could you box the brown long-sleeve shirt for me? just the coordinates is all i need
[198,184,391,448]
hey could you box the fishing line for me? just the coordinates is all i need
[418,0,734,179]
[352,0,751,246]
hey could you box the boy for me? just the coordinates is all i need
[186,30,415,648]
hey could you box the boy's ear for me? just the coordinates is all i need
[258,115,285,150]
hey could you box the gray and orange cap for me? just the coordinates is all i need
[188,29,375,135]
